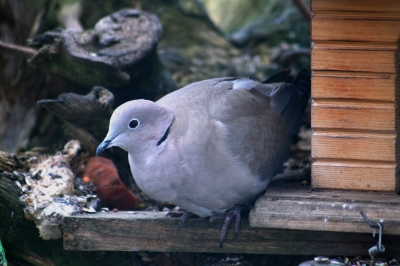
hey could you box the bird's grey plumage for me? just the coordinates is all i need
[97,69,310,241]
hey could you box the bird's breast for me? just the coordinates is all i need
[127,134,269,217]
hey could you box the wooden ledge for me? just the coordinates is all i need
[250,183,400,235]
[63,184,400,255]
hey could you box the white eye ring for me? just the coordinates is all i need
[128,118,140,129]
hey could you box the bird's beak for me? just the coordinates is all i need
[96,135,116,155]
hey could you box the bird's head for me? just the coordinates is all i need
[96,99,174,155]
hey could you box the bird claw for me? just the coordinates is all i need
[166,211,184,218]
[209,205,242,247]
[166,210,195,228]
[177,211,195,227]
[171,206,243,246]
[208,213,227,226]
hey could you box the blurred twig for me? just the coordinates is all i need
[280,48,310,68]
[0,41,37,57]
[291,0,312,23]
[29,0,54,38]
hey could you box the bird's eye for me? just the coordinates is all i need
[128,119,140,129]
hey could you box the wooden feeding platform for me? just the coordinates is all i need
[63,182,400,256]
[63,0,400,256]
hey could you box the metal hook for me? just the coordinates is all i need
[377,223,383,250]
[360,210,385,259]
[360,210,379,229]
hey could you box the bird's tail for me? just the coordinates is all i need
[269,68,311,134]
[261,69,292,84]
[291,68,311,114]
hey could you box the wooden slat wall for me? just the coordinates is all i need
[311,0,400,192]
[311,0,400,13]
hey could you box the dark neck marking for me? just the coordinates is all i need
[157,126,170,147]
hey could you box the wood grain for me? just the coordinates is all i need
[311,0,400,13]
[310,0,400,193]
[312,161,396,191]
[63,209,400,255]
[395,19,400,193]
[312,19,400,43]
[250,185,400,235]
[313,41,397,51]
[311,101,395,131]
[312,75,395,101]
[313,11,400,21]
[311,49,395,73]
[312,131,395,161]
[313,71,396,79]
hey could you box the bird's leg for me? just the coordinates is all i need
[178,211,195,227]
[208,213,227,225]
[166,210,195,226]
[209,205,243,247]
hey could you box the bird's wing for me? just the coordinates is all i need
[156,71,310,181]
[209,70,310,180]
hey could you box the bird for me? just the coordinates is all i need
[96,69,310,246]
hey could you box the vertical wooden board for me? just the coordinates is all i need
[312,75,395,101]
[312,162,396,191]
[312,49,395,73]
[312,19,400,43]
[395,36,400,193]
[312,132,395,161]
[311,103,395,131]
[311,0,400,13]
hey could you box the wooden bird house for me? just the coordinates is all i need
[248,0,400,255]
[310,0,400,193]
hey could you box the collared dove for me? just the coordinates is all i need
[96,69,310,246]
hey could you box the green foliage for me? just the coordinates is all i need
[0,240,7,266]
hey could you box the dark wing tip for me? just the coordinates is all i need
[261,69,292,84]
[291,68,311,111]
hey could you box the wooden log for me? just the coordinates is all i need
[0,172,130,266]
[37,87,135,188]
[28,9,161,89]
[0,0,58,154]
[37,86,113,156]
[38,86,114,144]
